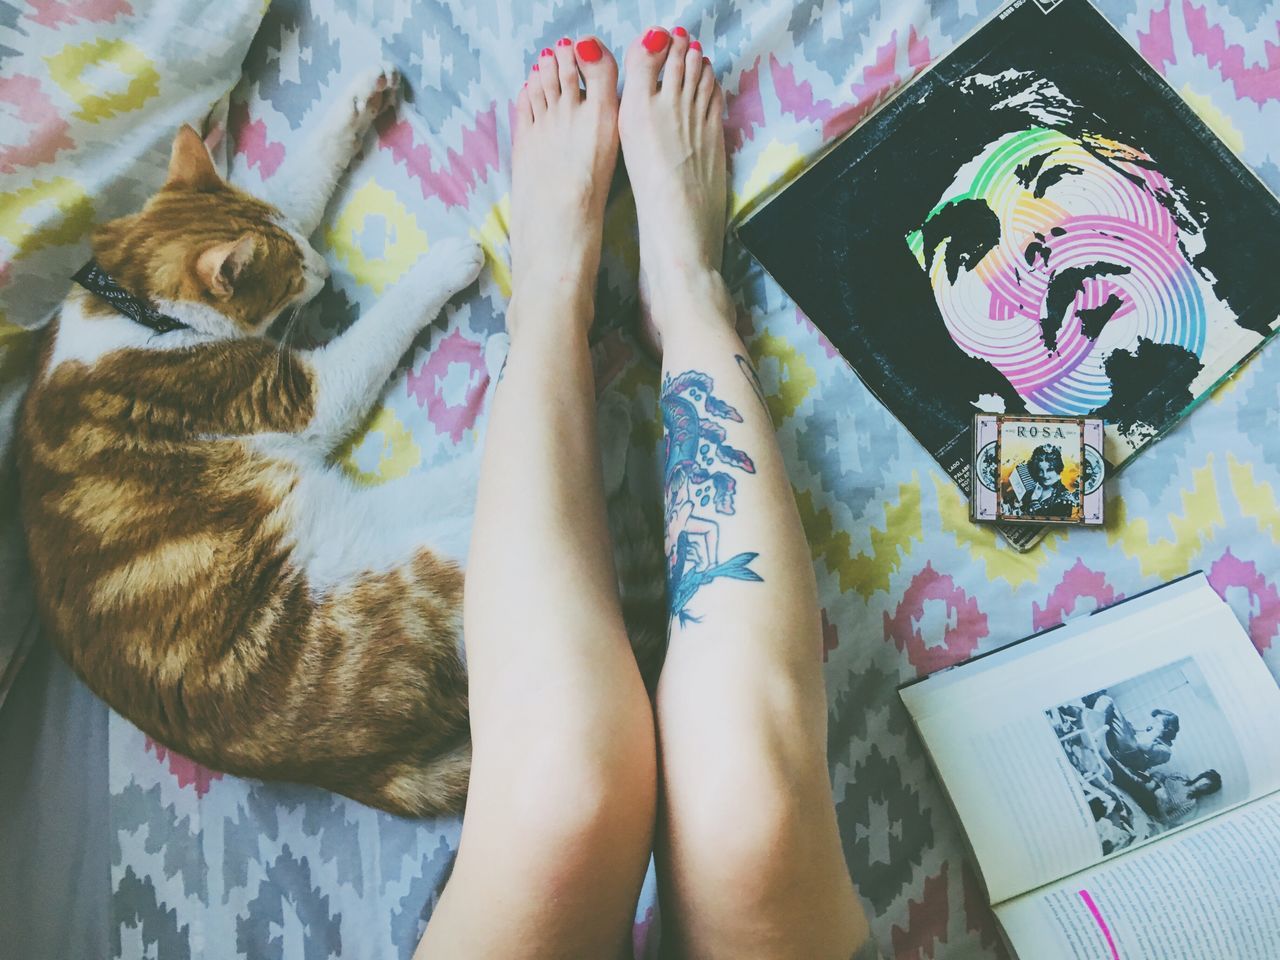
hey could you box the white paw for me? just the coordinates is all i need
[426,237,485,295]
[345,65,400,135]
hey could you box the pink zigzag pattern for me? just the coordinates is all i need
[821,607,839,662]
[770,56,838,127]
[1207,549,1280,654]
[771,27,932,143]
[144,736,224,798]
[884,563,989,677]
[1183,0,1280,105]
[0,75,73,174]
[797,308,839,360]
[632,903,657,960]
[24,0,130,28]
[1031,559,1121,633]
[230,100,286,178]
[890,862,950,959]
[725,58,766,153]
[377,104,499,208]
[1138,3,1177,74]
[962,860,1011,958]
[406,328,486,442]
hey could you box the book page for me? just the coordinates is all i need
[995,791,1280,960]
[900,574,1280,904]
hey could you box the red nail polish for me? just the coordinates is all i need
[642,28,669,53]
[557,37,571,47]
[532,62,539,71]
[540,47,553,57]
[703,56,711,65]
[673,26,688,38]
[690,40,702,52]
[576,38,603,63]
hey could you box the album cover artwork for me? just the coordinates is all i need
[998,417,1084,523]
[739,0,1280,549]
[972,415,1001,523]
[971,415,1104,525]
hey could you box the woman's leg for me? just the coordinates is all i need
[619,28,875,959]
[417,38,655,959]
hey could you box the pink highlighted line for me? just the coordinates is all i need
[1079,889,1120,960]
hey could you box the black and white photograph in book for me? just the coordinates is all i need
[1044,658,1246,857]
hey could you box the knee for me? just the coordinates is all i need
[668,758,837,898]
[679,780,796,869]
[537,768,653,863]
[472,699,658,852]
[473,741,656,904]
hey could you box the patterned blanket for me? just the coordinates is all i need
[6,0,1280,957]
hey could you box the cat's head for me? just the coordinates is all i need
[89,125,329,337]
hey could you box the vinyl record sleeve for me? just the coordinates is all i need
[739,0,1280,550]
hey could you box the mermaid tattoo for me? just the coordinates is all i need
[661,369,764,625]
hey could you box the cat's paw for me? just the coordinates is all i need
[425,238,485,296]
[345,65,400,137]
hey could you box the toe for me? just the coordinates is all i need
[695,56,717,115]
[537,46,559,99]
[553,36,580,97]
[624,26,669,95]
[682,39,704,105]
[526,63,547,115]
[515,82,535,132]
[664,26,690,96]
[576,35,618,103]
[706,83,725,123]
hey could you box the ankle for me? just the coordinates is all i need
[646,264,735,334]
[507,273,597,343]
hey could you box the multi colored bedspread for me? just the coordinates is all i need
[6,0,1280,957]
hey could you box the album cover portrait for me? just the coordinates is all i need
[741,0,1280,536]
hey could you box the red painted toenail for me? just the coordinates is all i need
[703,56,711,65]
[540,47,553,57]
[673,26,687,37]
[532,63,539,71]
[642,28,669,53]
[576,38,603,63]
[690,40,702,52]
[557,37,571,46]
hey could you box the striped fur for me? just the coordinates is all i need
[16,121,479,816]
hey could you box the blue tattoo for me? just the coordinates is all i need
[661,369,763,625]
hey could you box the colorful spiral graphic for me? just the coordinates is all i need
[908,127,1206,417]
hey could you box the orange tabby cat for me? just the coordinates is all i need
[16,70,494,817]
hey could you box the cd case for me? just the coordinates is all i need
[971,415,1104,525]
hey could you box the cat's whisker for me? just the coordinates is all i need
[274,305,305,378]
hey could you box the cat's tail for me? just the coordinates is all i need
[364,739,472,818]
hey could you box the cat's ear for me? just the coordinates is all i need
[165,125,221,191]
[196,235,256,299]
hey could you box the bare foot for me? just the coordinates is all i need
[509,36,619,340]
[619,26,728,355]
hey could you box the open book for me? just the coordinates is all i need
[900,573,1280,959]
